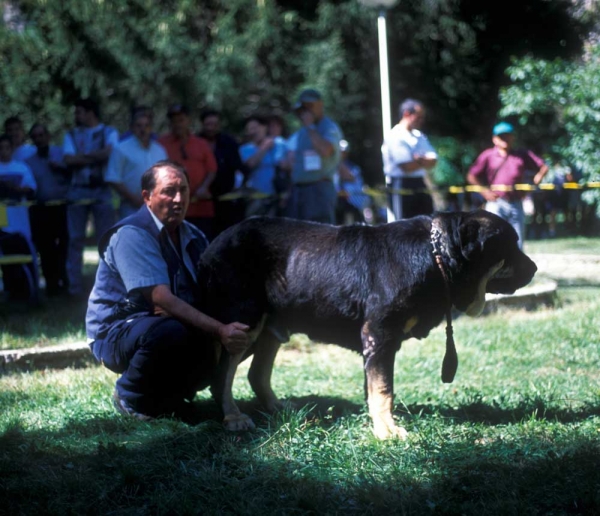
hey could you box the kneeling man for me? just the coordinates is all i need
[86,160,249,421]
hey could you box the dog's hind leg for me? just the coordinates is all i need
[221,351,256,431]
[247,327,285,412]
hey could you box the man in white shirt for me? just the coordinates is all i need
[106,111,167,219]
[62,98,118,297]
[381,99,437,221]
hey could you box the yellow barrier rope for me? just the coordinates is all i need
[0,181,598,208]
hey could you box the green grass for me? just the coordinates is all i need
[1,287,599,515]
[0,297,88,351]
[524,236,600,254]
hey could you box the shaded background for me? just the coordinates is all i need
[0,0,598,190]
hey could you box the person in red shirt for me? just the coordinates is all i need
[159,105,217,240]
[467,122,548,248]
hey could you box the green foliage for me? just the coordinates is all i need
[429,136,477,186]
[499,45,600,212]
[0,0,589,186]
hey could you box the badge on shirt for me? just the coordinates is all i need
[303,150,322,171]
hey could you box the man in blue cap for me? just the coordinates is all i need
[285,88,343,223]
[467,121,548,248]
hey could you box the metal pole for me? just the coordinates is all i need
[377,9,392,141]
[377,9,395,221]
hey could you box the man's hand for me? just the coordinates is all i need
[482,189,499,202]
[259,137,275,152]
[193,185,212,200]
[218,322,250,355]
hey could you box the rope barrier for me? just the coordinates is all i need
[0,181,598,209]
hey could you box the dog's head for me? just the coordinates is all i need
[432,210,537,316]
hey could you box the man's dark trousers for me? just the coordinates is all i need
[91,315,218,416]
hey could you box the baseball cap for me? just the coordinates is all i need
[167,104,190,118]
[293,88,323,110]
[492,122,514,136]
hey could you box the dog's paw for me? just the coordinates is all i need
[223,413,256,432]
[372,421,409,440]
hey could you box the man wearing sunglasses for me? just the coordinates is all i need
[159,105,217,240]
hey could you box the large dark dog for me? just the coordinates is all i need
[198,210,537,438]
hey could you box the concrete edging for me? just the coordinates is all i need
[0,341,93,375]
[484,279,558,313]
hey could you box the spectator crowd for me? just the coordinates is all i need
[1,90,376,301]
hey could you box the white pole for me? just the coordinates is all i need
[377,9,395,221]
[377,9,392,141]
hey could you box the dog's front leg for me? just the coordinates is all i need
[221,352,255,431]
[362,323,407,440]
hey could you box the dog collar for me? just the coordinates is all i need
[430,217,458,384]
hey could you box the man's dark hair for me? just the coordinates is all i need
[75,98,101,119]
[399,99,423,118]
[4,116,23,131]
[29,123,48,137]
[130,105,153,124]
[244,114,268,127]
[0,133,12,146]
[200,109,220,122]
[141,160,189,192]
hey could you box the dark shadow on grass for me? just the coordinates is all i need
[401,399,600,426]
[1,411,599,515]
[179,392,600,432]
[150,395,364,429]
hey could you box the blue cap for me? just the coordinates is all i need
[493,122,514,136]
[293,88,323,110]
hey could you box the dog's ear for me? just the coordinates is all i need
[458,218,483,261]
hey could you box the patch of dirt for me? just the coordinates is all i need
[528,254,600,286]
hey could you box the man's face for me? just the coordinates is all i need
[30,127,50,149]
[169,113,190,138]
[492,133,514,150]
[202,115,220,138]
[132,115,152,144]
[268,120,283,137]
[143,166,190,231]
[300,100,324,121]
[0,140,13,162]
[74,106,88,127]
[406,106,425,130]
[245,120,267,141]
[6,122,24,146]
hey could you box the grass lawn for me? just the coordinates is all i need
[1,276,599,513]
[524,236,600,255]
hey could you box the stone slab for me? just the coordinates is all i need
[0,341,93,375]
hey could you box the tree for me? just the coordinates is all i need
[499,44,600,212]
[0,0,592,188]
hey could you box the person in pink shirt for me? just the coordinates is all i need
[467,122,548,248]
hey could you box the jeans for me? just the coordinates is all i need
[484,197,525,249]
[285,180,337,224]
[66,186,115,295]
